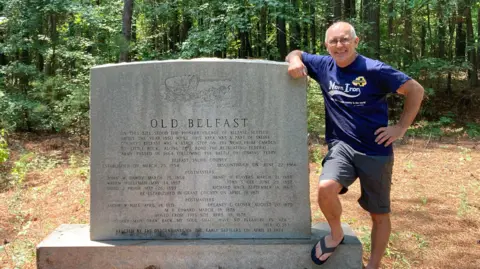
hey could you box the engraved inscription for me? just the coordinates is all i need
[90,61,308,240]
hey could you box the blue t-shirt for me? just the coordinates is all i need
[302,53,411,156]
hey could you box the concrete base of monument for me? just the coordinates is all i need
[37,223,362,269]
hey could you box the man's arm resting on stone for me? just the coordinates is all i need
[285,50,303,63]
[375,79,425,146]
[286,50,307,78]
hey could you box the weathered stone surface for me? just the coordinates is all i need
[37,224,363,269]
[90,60,309,240]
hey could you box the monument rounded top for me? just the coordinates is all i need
[91,58,287,69]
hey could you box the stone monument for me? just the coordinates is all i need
[37,59,362,269]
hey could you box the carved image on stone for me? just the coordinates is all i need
[165,75,232,104]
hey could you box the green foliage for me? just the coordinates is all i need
[6,238,36,269]
[180,25,229,58]
[29,154,63,171]
[309,146,323,164]
[408,114,480,139]
[465,122,480,138]
[458,146,472,163]
[0,129,9,163]
[457,185,470,216]
[65,154,90,180]
[407,113,457,138]
[307,80,325,137]
[412,233,429,250]
[357,226,372,253]
[35,74,91,134]
[0,0,478,138]
[384,232,411,267]
[404,58,470,80]
[0,0,109,133]
[420,196,428,206]
[10,152,34,186]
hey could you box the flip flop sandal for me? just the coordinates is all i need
[311,235,345,265]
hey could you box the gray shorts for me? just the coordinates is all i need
[319,140,394,214]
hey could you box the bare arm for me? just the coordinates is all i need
[285,50,303,62]
[286,50,307,78]
[375,79,424,146]
[396,79,425,129]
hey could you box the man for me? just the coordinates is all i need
[286,22,424,269]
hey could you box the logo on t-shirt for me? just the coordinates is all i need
[352,76,367,87]
[328,80,361,98]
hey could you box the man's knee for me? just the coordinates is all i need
[317,180,343,200]
[370,213,390,225]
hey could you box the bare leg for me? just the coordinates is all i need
[315,179,345,261]
[365,213,391,269]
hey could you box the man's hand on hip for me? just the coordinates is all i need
[374,125,408,147]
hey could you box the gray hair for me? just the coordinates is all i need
[325,22,357,43]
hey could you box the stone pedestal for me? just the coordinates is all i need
[37,223,362,269]
[37,60,364,269]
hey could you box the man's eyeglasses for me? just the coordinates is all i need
[327,37,352,46]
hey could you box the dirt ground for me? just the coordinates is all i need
[0,135,479,269]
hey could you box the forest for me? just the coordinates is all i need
[1,0,480,137]
[1,2,480,269]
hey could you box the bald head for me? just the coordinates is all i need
[324,21,359,67]
[325,22,357,43]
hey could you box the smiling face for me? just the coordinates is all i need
[325,22,359,68]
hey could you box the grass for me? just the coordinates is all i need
[457,185,470,217]
[0,134,90,269]
[419,196,427,206]
[0,134,479,269]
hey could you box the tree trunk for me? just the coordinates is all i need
[427,2,433,54]
[260,5,267,57]
[45,13,57,76]
[360,0,364,22]
[477,6,480,70]
[276,15,287,60]
[344,0,356,19]
[180,14,192,44]
[455,20,466,60]
[35,17,45,72]
[169,6,179,52]
[289,0,301,51]
[0,15,7,65]
[403,0,413,66]
[239,30,252,58]
[331,0,341,22]
[36,53,44,72]
[20,49,31,131]
[19,49,30,92]
[163,29,168,53]
[363,0,380,59]
[455,2,466,60]
[437,0,446,58]
[0,54,6,66]
[150,0,159,53]
[310,2,316,53]
[120,0,134,62]
[302,1,309,49]
[465,3,478,86]
[421,24,426,57]
[386,0,394,55]
[447,12,456,94]
[238,1,252,59]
